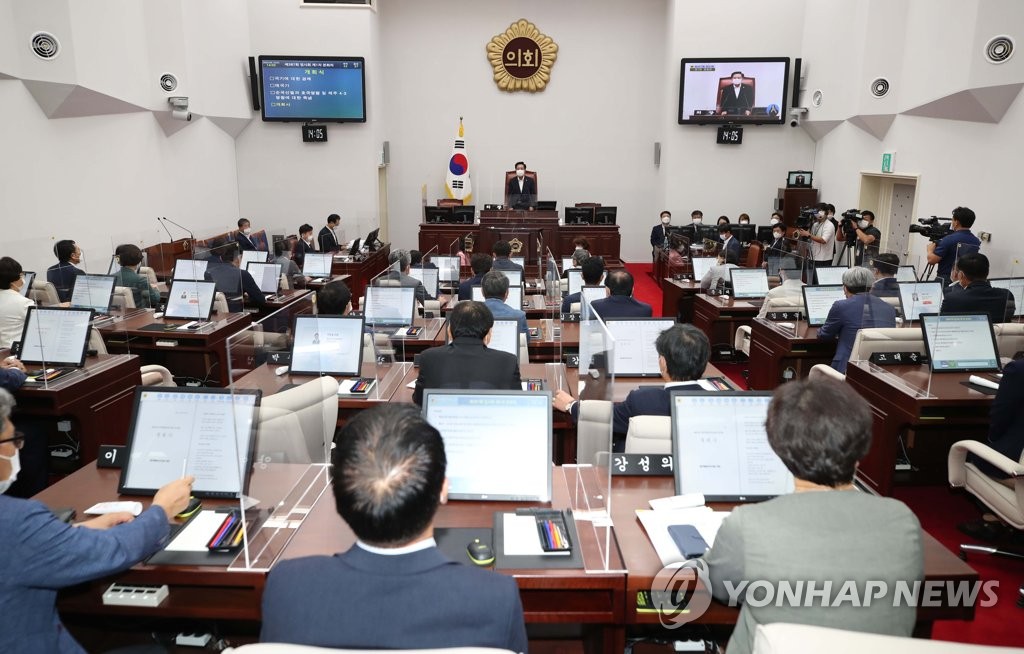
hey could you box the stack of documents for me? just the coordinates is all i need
[636,497,730,566]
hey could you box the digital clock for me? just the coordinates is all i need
[716,126,743,145]
[302,124,328,142]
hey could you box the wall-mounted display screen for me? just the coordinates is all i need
[259,56,366,123]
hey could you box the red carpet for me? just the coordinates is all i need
[623,260,1024,646]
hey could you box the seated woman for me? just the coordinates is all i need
[705,379,923,654]
[699,249,739,292]
[45,239,84,303]
[113,244,160,309]
[0,257,34,349]
[666,234,689,267]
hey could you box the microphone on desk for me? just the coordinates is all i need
[159,216,196,243]
[157,216,175,243]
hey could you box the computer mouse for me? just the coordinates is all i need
[466,539,495,566]
[176,496,202,519]
[275,365,289,376]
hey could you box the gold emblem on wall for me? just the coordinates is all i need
[487,19,558,92]
[509,238,524,254]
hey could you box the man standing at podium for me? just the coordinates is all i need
[318,213,342,253]
[507,161,536,210]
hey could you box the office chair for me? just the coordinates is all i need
[110,286,136,311]
[576,399,613,466]
[744,241,763,268]
[138,266,159,287]
[809,363,845,383]
[517,332,529,366]
[213,291,229,314]
[733,297,803,357]
[848,327,925,363]
[89,327,176,386]
[225,645,515,654]
[28,279,60,306]
[752,622,1007,654]
[257,376,340,464]
[994,322,1024,358]
[624,415,671,454]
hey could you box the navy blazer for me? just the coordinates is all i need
[318,226,340,253]
[45,263,84,303]
[235,232,257,251]
[651,223,670,248]
[981,359,1024,479]
[590,295,653,319]
[0,498,168,654]
[942,281,1015,324]
[722,236,742,263]
[412,337,521,405]
[261,545,527,652]
[206,260,267,312]
[817,293,897,373]
[870,277,900,298]
[569,383,708,435]
[458,274,484,301]
[506,176,537,210]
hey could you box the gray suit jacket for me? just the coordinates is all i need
[704,490,923,654]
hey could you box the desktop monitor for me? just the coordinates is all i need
[302,253,333,278]
[408,267,440,299]
[17,307,94,367]
[561,257,575,272]
[422,389,552,501]
[566,269,584,296]
[897,281,943,321]
[365,228,381,250]
[509,256,526,269]
[19,271,35,298]
[172,259,209,281]
[471,285,523,310]
[697,225,720,242]
[604,318,676,377]
[164,280,217,321]
[920,313,1001,373]
[497,269,523,287]
[488,319,520,360]
[107,255,121,275]
[814,266,849,286]
[787,170,813,188]
[119,387,262,499]
[240,250,268,269]
[564,207,594,225]
[348,238,362,255]
[246,262,283,294]
[451,206,475,224]
[433,255,461,283]
[801,285,847,326]
[536,200,557,211]
[691,257,716,281]
[729,268,769,299]
[70,274,116,314]
[730,224,756,244]
[896,266,919,283]
[988,278,1023,317]
[423,206,452,224]
[363,285,417,327]
[594,206,617,225]
[672,391,795,502]
[580,285,606,312]
[755,226,775,243]
[289,314,365,377]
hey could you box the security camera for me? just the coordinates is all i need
[788,107,807,127]
[167,96,191,122]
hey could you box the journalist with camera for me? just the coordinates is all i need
[924,206,981,285]
[840,209,880,265]
[795,203,835,272]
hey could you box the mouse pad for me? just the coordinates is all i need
[434,527,493,567]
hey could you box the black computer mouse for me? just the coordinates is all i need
[466,539,495,566]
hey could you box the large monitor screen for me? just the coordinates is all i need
[488,319,519,360]
[119,387,261,498]
[605,318,676,377]
[172,259,209,281]
[497,269,523,287]
[673,392,794,501]
[801,285,847,326]
[259,56,366,123]
[245,262,283,294]
[471,285,523,310]
[692,257,716,281]
[580,286,606,317]
[18,271,35,298]
[290,315,365,376]
[302,253,333,278]
[567,269,584,296]
[423,390,551,501]
[433,255,461,283]
[107,256,121,275]
[989,277,1024,317]
[729,268,769,299]
[678,57,790,125]
[363,285,417,327]
[408,267,439,299]
[921,313,1001,373]
[896,266,919,283]
[814,266,849,286]
[240,250,268,269]
[70,274,115,313]
[898,281,943,321]
[510,257,526,269]
[18,307,93,367]
[165,280,217,321]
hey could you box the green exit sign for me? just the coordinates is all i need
[881,153,893,173]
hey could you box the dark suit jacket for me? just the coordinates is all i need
[492,257,525,274]
[817,293,897,373]
[206,260,266,312]
[941,281,1015,324]
[458,274,484,301]
[722,236,742,262]
[870,277,900,298]
[412,337,521,405]
[651,224,670,248]
[561,291,581,314]
[45,263,84,303]
[569,383,707,435]
[261,545,527,651]
[318,226,340,253]
[981,358,1024,479]
[235,232,257,251]
[719,84,755,114]
[590,295,653,319]
[506,176,537,210]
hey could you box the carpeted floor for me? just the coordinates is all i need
[622,260,1024,646]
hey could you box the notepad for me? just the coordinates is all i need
[164,510,232,553]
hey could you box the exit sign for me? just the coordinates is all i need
[881,152,893,173]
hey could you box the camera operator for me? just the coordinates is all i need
[795,203,835,273]
[852,210,881,265]
[926,206,981,285]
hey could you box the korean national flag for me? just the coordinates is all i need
[445,117,473,203]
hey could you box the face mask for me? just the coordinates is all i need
[661,216,670,225]
[304,236,313,244]
[0,450,20,495]
[516,169,525,178]
[692,218,702,224]
[817,211,826,220]
[732,79,742,86]
[770,217,780,225]
[242,228,251,235]
[739,219,749,224]
[773,231,784,240]
[858,220,869,229]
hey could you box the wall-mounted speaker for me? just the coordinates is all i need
[382,141,390,165]
[985,35,1014,64]
[791,58,802,108]
[653,142,661,167]
[248,57,260,111]
[870,77,890,98]
[30,31,61,60]
[159,73,178,93]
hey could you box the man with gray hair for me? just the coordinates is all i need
[481,270,527,334]
[817,266,897,373]
[378,249,429,304]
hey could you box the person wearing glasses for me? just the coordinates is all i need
[0,388,194,653]
[0,257,35,350]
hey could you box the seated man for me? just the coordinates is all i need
[757,265,804,319]
[235,218,258,251]
[295,223,317,267]
[699,250,740,292]
[458,253,492,301]
[0,257,35,350]
[941,252,1015,323]
[45,239,84,303]
[869,252,901,298]
[205,240,267,312]
[316,280,353,315]
[260,403,527,650]
[705,379,923,654]
[561,256,605,314]
[481,271,527,335]
[378,249,429,303]
[552,324,710,446]
[412,301,521,406]
[410,250,437,269]
[270,237,302,287]
[491,240,525,274]
[113,244,160,309]
[590,270,652,319]
[817,266,897,373]
[561,247,590,278]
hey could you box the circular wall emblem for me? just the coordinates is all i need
[487,19,558,92]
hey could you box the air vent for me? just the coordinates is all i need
[870,77,890,98]
[30,32,60,60]
[159,73,178,93]
[984,35,1014,64]
[811,89,824,108]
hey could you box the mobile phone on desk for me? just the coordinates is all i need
[668,524,709,559]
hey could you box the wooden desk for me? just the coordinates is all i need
[14,354,141,465]
[845,362,994,496]
[692,295,761,357]
[610,475,977,635]
[528,319,579,363]
[661,279,702,323]
[258,289,313,318]
[98,310,253,387]
[418,217,621,264]
[747,318,837,390]
[330,246,391,310]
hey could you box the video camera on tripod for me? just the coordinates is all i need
[795,206,819,231]
[909,216,953,242]
[839,209,864,240]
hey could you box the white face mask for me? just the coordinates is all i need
[304,236,313,244]
[516,169,525,178]
[661,216,670,225]
[739,219,749,224]
[769,217,780,225]
[858,220,869,229]
[0,450,20,495]
[773,231,784,240]
[692,218,702,224]
[732,78,743,87]
[242,228,251,235]
[817,211,826,220]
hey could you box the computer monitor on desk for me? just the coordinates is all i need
[897,281,943,321]
[290,315,365,377]
[488,319,520,360]
[246,262,283,295]
[604,318,676,376]
[691,257,716,281]
[509,256,526,270]
[165,280,217,321]
[988,277,1023,317]
[566,269,584,296]
[18,271,35,298]
[472,285,523,310]
[497,269,523,287]
[433,255,460,283]
[729,268,769,299]
[565,207,594,225]
[921,313,1001,373]
[594,206,617,225]
[240,250,268,269]
[408,267,439,299]
[70,274,116,314]
[172,259,209,281]
[896,266,919,283]
[423,389,552,501]
[17,307,93,367]
[302,253,333,279]
[801,285,846,326]
[672,391,794,502]
[107,256,121,275]
[424,206,451,224]
[814,266,849,286]
[363,285,417,327]
[731,224,756,244]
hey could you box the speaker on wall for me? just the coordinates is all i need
[653,142,661,167]
[248,56,260,111]
[791,58,802,108]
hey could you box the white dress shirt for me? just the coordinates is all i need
[0,288,35,349]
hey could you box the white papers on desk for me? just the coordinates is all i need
[502,513,569,556]
[164,510,228,552]
[605,319,675,376]
[636,507,729,567]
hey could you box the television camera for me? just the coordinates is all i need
[909,216,952,242]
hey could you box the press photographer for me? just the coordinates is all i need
[924,206,981,285]
[839,209,880,265]
[794,203,836,272]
